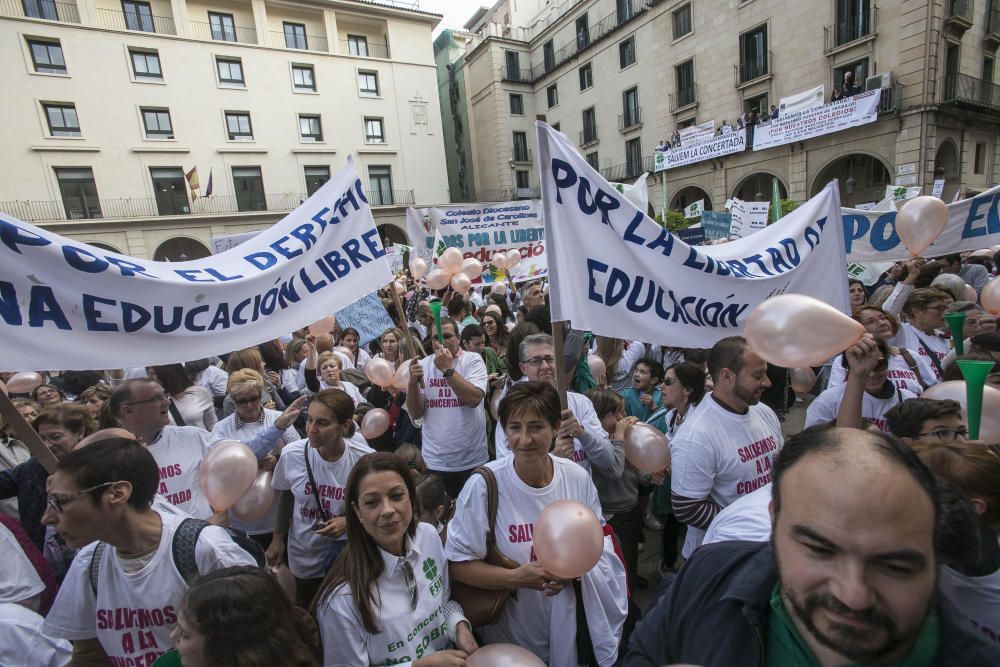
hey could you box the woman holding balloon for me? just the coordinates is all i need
[445,381,628,667]
[881,264,954,380]
[366,329,423,449]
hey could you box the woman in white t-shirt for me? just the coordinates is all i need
[149,364,217,431]
[340,328,371,372]
[445,381,628,666]
[270,389,374,609]
[882,282,953,381]
[311,353,364,406]
[315,452,477,666]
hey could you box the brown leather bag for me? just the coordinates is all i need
[448,466,519,628]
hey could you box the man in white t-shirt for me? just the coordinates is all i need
[670,336,783,558]
[407,317,488,498]
[112,379,224,519]
[41,438,256,665]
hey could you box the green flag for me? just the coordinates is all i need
[770,177,782,224]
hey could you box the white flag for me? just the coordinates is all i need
[684,199,705,219]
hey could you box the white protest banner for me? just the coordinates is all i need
[753,89,881,151]
[778,84,825,117]
[334,292,395,346]
[612,173,649,213]
[404,208,436,260]
[384,244,406,274]
[684,200,705,219]
[842,184,1000,262]
[932,179,946,199]
[729,199,770,239]
[700,211,733,240]
[536,121,850,348]
[679,119,715,143]
[422,200,547,284]
[653,128,748,172]
[886,185,922,202]
[0,158,393,371]
[210,230,261,254]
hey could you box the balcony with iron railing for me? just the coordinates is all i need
[503,66,532,82]
[669,85,698,111]
[0,0,79,22]
[823,4,877,53]
[736,51,771,87]
[96,7,176,34]
[365,189,414,206]
[601,155,654,182]
[986,5,1000,48]
[619,108,642,132]
[269,30,328,51]
[339,39,390,58]
[476,188,515,202]
[189,19,257,44]
[944,0,974,33]
[940,72,1000,112]
[514,187,541,199]
[511,146,533,163]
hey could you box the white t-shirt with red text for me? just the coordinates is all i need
[805,383,916,432]
[271,437,374,579]
[827,352,934,395]
[417,351,489,472]
[670,393,783,558]
[146,425,223,519]
[899,322,950,381]
[42,510,256,665]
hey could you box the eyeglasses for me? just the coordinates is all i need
[661,378,676,387]
[916,427,969,441]
[123,392,170,406]
[523,356,556,368]
[233,395,262,406]
[46,482,117,513]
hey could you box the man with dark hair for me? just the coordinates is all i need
[41,438,256,666]
[938,253,989,294]
[670,336,782,558]
[884,398,966,443]
[460,323,487,354]
[447,293,475,330]
[628,427,999,665]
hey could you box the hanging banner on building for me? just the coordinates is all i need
[700,211,733,241]
[778,84,825,117]
[842,184,1000,262]
[334,292,395,346]
[729,199,770,239]
[536,121,850,348]
[679,120,715,143]
[653,128,748,172]
[753,89,881,151]
[416,201,547,283]
[0,158,393,371]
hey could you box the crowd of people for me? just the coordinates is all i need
[2,247,1000,666]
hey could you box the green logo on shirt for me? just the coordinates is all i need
[422,558,437,581]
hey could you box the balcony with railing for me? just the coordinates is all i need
[986,5,1000,48]
[339,39,390,58]
[941,72,1000,112]
[511,146,533,163]
[364,189,414,206]
[97,7,176,34]
[736,51,771,86]
[601,155,654,182]
[669,85,698,111]
[0,0,80,22]
[619,108,642,132]
[270,30,328,52]
[877,83,898,114]
[944,0,974,34]
[476,188,515,202]
[503,66,532,82]
[189,19,257,44]
[824,4,877,53]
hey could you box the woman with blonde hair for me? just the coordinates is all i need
[223,348,284,415]
[594,336,646,392]
[309,352,364,406]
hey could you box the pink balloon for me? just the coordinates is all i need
[231,470,276,521]
[983,280,1000,315]
[393,362,411,390]
[451,272,472,294]
[440,247,464,273]
[466,644,545,667]
[506,249,522,269]
[199,441,258,512]
[366,358,395,388]
[491,252,509,270]
[308,316,335,336]
[623,423,670,473]
[790,367,816,394]
[532,499,604,579]
[745,294,866,368]
[461,257,484,279]
[921,380,1000,444]
[425,269,450,290]
[408,257,428,279]
[361,408,390,439]
[6,371,43,394]
[587,355,607,387]
[489,387,503,421]
[896,196,948,256]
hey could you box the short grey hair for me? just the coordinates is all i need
[519,333,554,362]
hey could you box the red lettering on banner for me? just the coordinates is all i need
[97,606,177,631]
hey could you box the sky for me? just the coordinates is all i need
[418,0,491,35]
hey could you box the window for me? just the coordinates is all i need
[552,122,561,131]
[368,165,393,205]
[505,50,521,80]
[582,107,597,144]
[232,166,265,211]
[364,117,385,143]
[616,0,634,24]
[358,70,379,95]
[304,165,330,196]
[975,142,987,175]
[141,108,173,139]
[28,39,65,74]
[619,36,636,69]
[672,3,692,39]
[43,102,80,137]
[515,170,530,190]
[122,0,154,32]
[150,167,188,215]
[985,56,995,84]
[129,49,161,80]
[575,14,589,50]
[347,34,369,57]
[23,0,58,20]
[299,114,322,142]
[579,63,593,90]
[513,131,529,161]
[208,12,236,42]
[739,24,768,83]
[835,0,871,46]
[293,64,316,91]
[55,167,101,219]
[216,57,244,85]
[743,91,768,115]
[547,84,558,108]
[625,137,642,177]
[225,111,253,140]
[543,40,555,73]
[283,22,307,50]
[834,59,868,90]
[509,93,524,115]
[622,86,640,128]
[585,151,599,169]
[675,59,696,107]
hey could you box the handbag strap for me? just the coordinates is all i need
[472,466,501,549]
[897,348,930,391]
[911,333,944,377]
[168,399,186,427]
[303,446,331,523]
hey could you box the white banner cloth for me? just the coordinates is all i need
[753,89,881,151]
[654,129,747,172]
